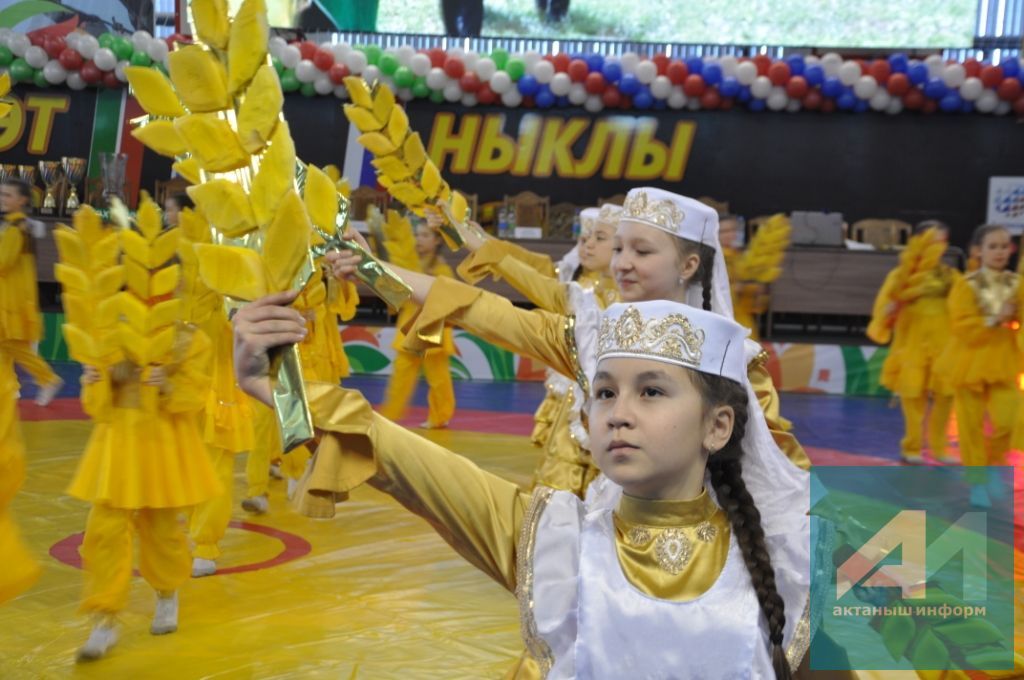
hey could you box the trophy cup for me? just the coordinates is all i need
[99,152,127,205]
[17,165,40,213]
[0,164,16,183]
[37,161,63,216]
[61,157,87,213]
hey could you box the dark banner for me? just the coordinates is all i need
[0,87,94,163]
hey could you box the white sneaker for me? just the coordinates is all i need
[241,495,269,514]
[191,557,217,578]
[35,378,64,406]
[269,463,284,480]
[150,592,178,635]
[287,477,298,501]
[419,420,449,429]
[76,622,118,662]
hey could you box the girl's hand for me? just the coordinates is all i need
[82,365,102,385]
[232,290,306,406]
[324,228,372,281]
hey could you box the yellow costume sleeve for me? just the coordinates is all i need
[495,239,556,279]
[747,355,811,471]
[327,276,359,322]
[161,329,213,413]
[301,383,528,590]
[402,277,576,380]
[948,276,1001,347]
[80,372,114,423]
[0,226,25,273]
[866,269,900,345]
[458,240,567,315]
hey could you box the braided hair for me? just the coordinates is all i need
[690,371,793,680]
[672,238,717,311]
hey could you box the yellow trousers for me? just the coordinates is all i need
[189,447,236,560]
[0,339,57,387]
[245,401,311,498]
[379,349,455,427]
[80,503,189,615]
[899,394,953,458]
[953,386,1018,468]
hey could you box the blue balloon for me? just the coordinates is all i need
[822,76,843,98]
[517,74,539,96]
[602,60,622,83]
[748,98,766,111]
[785,54,805,76]
[939,92,962,112]
[633,86,653,109]
[719,76,740,98]
[702,62,723,85]
[837,91,857,110]
[924,77,947,99]
[888,53,909,74]
[653,98,667,110]
[619,73,641,95]
[586,53,604,73]
[556,95,570,107]
[908,63,928,85]
[804,64,825,87]
[685,57,704,76]
[535,86,555,108]
[1000,57,1020,78]
[960,98,974,113]
[737,85,752,103]
[854,99,869,112]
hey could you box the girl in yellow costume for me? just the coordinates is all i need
[939,224,1019,508]
[720,214,790,340]
[443,204,621,495]
[868,222,956,464]
[378,212,456,429]
[0,178,63,405]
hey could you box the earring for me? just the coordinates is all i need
[678,276,686,285]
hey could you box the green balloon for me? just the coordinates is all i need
[33,69,48,88]
[129,50,152,67]
[280,69,300,92]
[113,37,133,61]
[0,46,12,66]
[272,57,284,74]
[429,88,445,103]
[364,45,382,66]
[300,82,316,97]
[393,65,415,88]
[156,61,169,75]
[491,48,509,70]
[98,33,115,49]
[506,58,525,81]
[379,53,399,76]
[10,58,33,82]
[354,44,367,52]
[411,77,430,98]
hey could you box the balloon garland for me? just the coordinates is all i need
[1,27,1022,116]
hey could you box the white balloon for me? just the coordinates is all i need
[667,88,687,109]
[42,60,67,85]
[838,61,861,86]
[924,54,944,77]
[334,84,350,99]
[767,87,788,110]
[396,45,415,65]
[66,71,87,90]
[994,100,1012,115]
[804,54,821,67]
[146,38,168,63]
[314,73,334,94]
[686,98,701,110]
[821,52,843,76]
[131,30,152,52]
[531,59,554,83]
[330,43,351,63]
[501,89,522,107]
[719,55,738,77]
[474,56,496,80]
[64,32,81,50]
[281,44,302,69]
[269,36,287,59]
[942,63,966,88]
[735,61,757,86]
[751,75,772,98]
[443,80,462,101]
[397,87,414,102]
[362,65,381,84]
[584,94,603,113]
[344,49,367,74]
[462,51,479,72]
[620,52,639,74]
[549,72,571,96]
[885,97,903,115]
[426,66,448,89]
[975,89,999,112]
[78,34,99,60]
[24,45,48,69]
[490,70,512,94]
[447,47,464,59]
[410,53,432,77]
[853,75,878,99]
[959,77,984,101]
[568,82,587,105]
[93,47,117,72]
[460,92,478,107]
[786,98,801,112]
[295,59,318,83]
[635,60,657,84]
[7,33,30,57]
[869,89,891,110]
[115,59,130,82]
[523,51,543,69]
[650,75,672,99]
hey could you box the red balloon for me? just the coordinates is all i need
[602,87,621,108]
[785,75,808,98]
[476,83,496,105]
[682,74,706,97]
[666,60,688,85]
[59,47,83,71]
[313,48,334,71]
[903,88,925,110]
[44,36,66,59]
[868,59,891,84]
[521,95,535,108]
[802,89,823,110]
[584,71,606,94]
[753,55,772,76]
[328,63,349,85]
[963,58,981,78]
[166,33,190,48]
[618,95,632,110]
[887,72,910,96]
[459,71,480,92]
[429,48,446,68]
[719,97,734,111]
[80,61,102,84]
[699,88,721,109]
[820,98,836,113]
[767,62,790,86]
[299,41,318,61]
[443,56,465,79]
[568,59,588,82]
[652,54,669,76]
[998,77,1022,101]
[1014,94,1024,117]
[921,99,937,114]
[855,59,868,75]
[552,53,571,73]
[102,72,121,89]
[980,65,1004,88]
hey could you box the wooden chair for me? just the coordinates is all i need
[851,219,912,249]
[598,193,626,206]
[350,185,391,221]
[547,202,577,239]
[503,190,549,231]
[154,177,191,206]
[698,196,730,216]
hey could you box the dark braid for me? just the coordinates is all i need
[672,239,717,311]
[692,373,792,680]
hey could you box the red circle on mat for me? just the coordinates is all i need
[49,520,312,575]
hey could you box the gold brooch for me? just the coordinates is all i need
[622,190,684,231]
[654,528,693,575]
[597,306,705,367]
[695,521,717,543]
[628,526,652,546]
